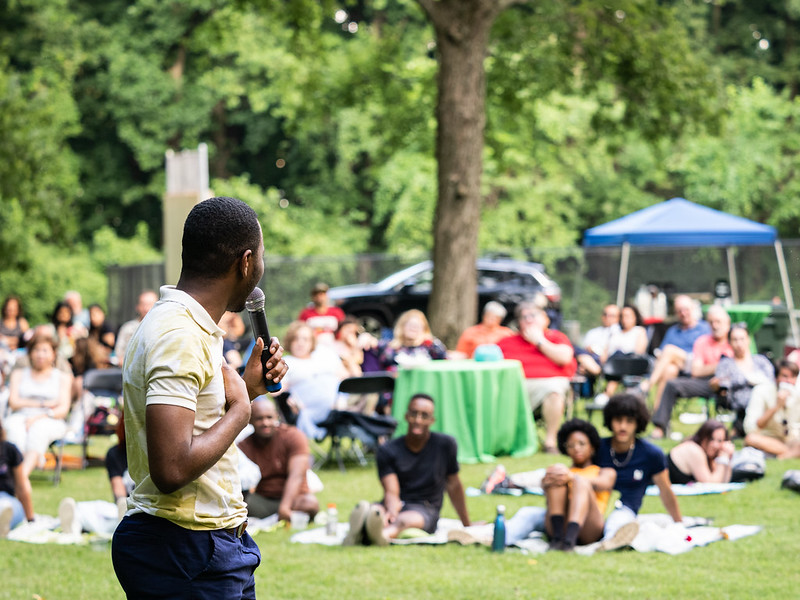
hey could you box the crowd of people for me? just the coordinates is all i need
[1,195,799,592]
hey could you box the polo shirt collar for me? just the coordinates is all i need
[158,285,225,337]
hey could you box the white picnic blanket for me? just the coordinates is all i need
[297,516,761,555]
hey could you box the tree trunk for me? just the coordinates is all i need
[418,0,516,347]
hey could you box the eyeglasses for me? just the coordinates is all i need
[518,313,536,322]
[407,410,434,421]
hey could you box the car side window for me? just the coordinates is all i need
[406,270,433,293]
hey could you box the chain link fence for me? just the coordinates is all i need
[107,241,800,347]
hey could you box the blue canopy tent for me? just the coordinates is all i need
[583,198,798,344]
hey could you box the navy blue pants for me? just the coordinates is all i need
[112,513,261,599]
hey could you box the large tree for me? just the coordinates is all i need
[416,0,527,346]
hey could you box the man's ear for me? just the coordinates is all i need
[239,249,253,278]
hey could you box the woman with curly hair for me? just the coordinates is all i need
[596,393,683,550]
[542,418,615,551]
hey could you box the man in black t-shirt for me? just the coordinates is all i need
[343,393,472,546]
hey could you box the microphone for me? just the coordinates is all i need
[245,287,282,393]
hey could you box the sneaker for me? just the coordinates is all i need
[481,464,507,494]
[593,392,609,407]
[447,528,492,546]
[600,521,639,551]
[364,507,389,547]
[0,505,13,538]
[342,500,370,546]
[58,497,80,536]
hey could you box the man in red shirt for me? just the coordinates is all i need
[237,397,319,522]
[297,282,345,344]
[498,303,577,454]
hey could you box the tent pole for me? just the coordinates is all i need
[726,247,739,304]
[774,240,800,347]
[616,242,630,306]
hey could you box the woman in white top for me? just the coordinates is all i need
[6,331,73,478]
[280,321,348,440]
[599,305,649,399]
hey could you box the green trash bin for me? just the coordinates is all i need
[753,306,790,363]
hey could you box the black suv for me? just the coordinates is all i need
[327,258,561,335]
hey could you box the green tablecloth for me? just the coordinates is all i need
[392,359,537,464]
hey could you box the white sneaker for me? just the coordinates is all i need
[58,497,80,536]
[593,393,609,407]
[0,505,13,538]
[600,521,639,551]
[342,500,370,546]
[364,508,389,547]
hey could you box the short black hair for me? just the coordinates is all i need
[181,196,261,279]
[557,418,601,457]
[409,393,435,406]
[603,393,650,434]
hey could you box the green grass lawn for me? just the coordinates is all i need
[3,414,800,600]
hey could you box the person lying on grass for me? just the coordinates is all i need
[667,419,735,484]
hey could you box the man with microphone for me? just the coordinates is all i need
[112,196,288,599]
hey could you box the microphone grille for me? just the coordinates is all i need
[245,287,265,312]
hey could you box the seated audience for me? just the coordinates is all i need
[237,397,319,522]
[5,331,72,478]
[378,309,447,370]
[541,419,615,551]
[220,310,248,370]
[597,394,682,550]
[71,303,117,384]
[650,306,733,439]
[334,317,382,378]
[575,304,620,378]
[297,282,345,344]
[667,419,735,483]
[743,359,800,458]
[114,289,158,365]
[712,322,775,437]
[454,301,514,359]
[498,303,576,453]
[63,290,90,330]
[0,295,30,353]
[0,414,34,538]
[50,300,87,364]
[639,295,711,407]
[343,393,471,545]
[596,304,649,401]
[280,321,348,440]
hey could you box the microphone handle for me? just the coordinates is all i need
[249,310,282,393]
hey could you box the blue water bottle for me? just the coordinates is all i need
[492,504,506,553]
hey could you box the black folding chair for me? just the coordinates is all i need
[81,367,124,467]
[314,374,397,471]
[584,355,652,420]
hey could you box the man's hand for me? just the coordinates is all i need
[243,336,288,399]
[278,503,293,523]
[521,323,545,347]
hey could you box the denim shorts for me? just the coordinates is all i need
[112,512,261,600]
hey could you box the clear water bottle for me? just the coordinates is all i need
[325,503,338,536]
[491,504,506,553]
